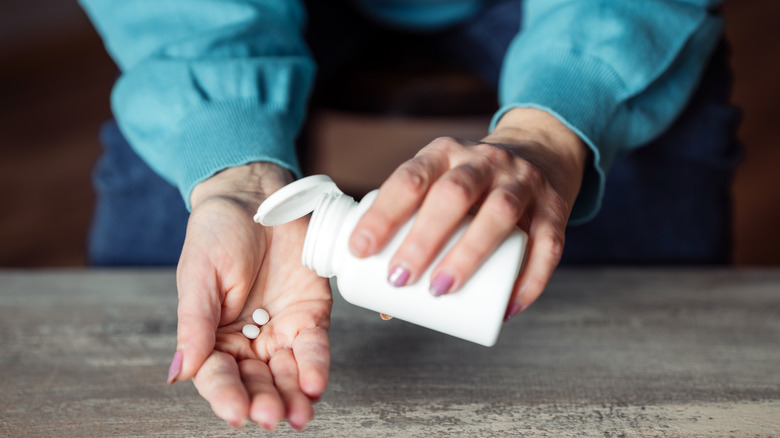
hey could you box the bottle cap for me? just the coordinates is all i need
[253,175,341,226]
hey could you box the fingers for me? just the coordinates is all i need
[388,162,492,286]
[269,349,314,431]
[239,359,284,431]
[348,151,447,258]
[376,140,532,294]
[192,351,250,429]
[193,345,324,431]
[292,327,330,399]
[504,208,566,321]
[430,184,529,295]
[349,136,570,321]
[240,327,329,432]
[172,258,221,382]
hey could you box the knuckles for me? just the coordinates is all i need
[484,187,524,220]
[391,157,431,195]
[474,142,514,164]
[514,163,545,192]
[539,230,565,262]
[436,176,475,204]
[434,164,483,204]
[427,136,463,153]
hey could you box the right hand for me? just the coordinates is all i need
[348,108,588,319]
[168,163,333,431]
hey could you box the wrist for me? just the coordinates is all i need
[485,107,588,174]
[484,107,590,209]
[190,162,294,211]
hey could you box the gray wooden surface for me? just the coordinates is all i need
[1,269,778,437]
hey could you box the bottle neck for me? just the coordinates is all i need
[302,192,355,277]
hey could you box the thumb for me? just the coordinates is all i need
[168,257,221,384]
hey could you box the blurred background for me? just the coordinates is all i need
[1,1,778,267]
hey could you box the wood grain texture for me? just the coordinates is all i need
[1,269,778,436]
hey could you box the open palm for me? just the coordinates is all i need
[171,194,332,431]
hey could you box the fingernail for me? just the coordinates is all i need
[167,351,182,384]
[504,303,524,322]
[254,411,277,432]
[227,416,247,430]
[289,412,308,431]
[388,265,410,287]
[260,420,277,432]
[349,230,372,257]
[429,273,454,297]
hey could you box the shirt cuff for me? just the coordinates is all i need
[490,48,630,224]
[162,101,302,211]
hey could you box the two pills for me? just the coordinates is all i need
[242,308,270,339]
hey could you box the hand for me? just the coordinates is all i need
[348,108,588,320]
[167,163,332,431]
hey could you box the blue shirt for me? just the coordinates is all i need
[79,0,724,222]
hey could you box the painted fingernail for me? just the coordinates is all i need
[388,265,410,287]
[227,416,247,430]
[349,230,372,257]
[289,411,311,431]
[254,411,277,432]
[430,273,454,297]
[167,350,182,384]
[504,303,524,322]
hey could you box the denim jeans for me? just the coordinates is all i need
[88,0,741,266]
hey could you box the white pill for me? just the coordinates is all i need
[242,324,260,339]
[252,308,270,325]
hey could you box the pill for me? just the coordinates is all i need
[252,308,270,325]
[242,324,260,339]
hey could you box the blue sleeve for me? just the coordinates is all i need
[78,0,315,210]
[490,0,724,224]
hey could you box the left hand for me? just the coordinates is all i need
[347,108,588,319]
[170,163,332,431]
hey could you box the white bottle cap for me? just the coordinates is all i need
[254,175,341,226]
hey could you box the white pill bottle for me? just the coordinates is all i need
[254,175,527,347]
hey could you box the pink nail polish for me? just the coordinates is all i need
[167,351,182,384]
[504,303,524,322]
[430,273,454,297]
[254,411,277,432]
[388,265,410,287]
[227,417,247,430]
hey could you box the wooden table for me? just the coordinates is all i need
[1,269,778,436]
